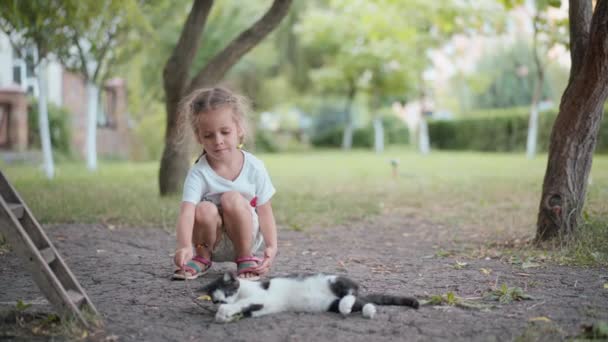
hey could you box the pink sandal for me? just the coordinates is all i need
[172,255,212,280]
[236,256,262,281]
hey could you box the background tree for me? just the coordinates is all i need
[0,1,75,179]
[58,0,150,171]
[296,0,485,152]
[159,0,292,196]
[296,0,419,150]
[537,0,608,241]
[526,0,568,159]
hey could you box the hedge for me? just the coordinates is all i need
[311,116,409,148]
[429,109,608,153]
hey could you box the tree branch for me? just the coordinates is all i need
[568,0,593,78]
[92,28,117,84]
[188,0,293,91]
[163,0,214,100]
[74,36,90,80]
[587,0,608,65]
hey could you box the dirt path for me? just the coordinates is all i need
[1,215,607,341]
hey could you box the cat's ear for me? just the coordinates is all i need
[223,271,237,283]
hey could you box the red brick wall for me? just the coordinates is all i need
[62,71,87,157]
[0,86,28,152]
[62,71,130,159]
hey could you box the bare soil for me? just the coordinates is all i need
[1,214,607,341]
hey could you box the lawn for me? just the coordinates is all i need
[2,148,607,244]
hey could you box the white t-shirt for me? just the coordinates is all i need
[181,150,276,207]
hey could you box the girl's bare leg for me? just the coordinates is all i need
[191,201,222,266]
[220,191,256,278]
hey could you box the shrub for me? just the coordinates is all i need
[27,99,72,155]
[311,115,408,148]
[254,129,281,153]
[429,108,608,153]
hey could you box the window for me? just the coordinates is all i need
[97,88,117,128]
[12,65,21,84]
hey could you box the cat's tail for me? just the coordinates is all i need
[362,294,419,309]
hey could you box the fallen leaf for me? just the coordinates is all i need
[480,268,492,275]
[603,283,608,289]
[197,295,212,301]
[522,261,541,269]
[529,316,551,322]
[453,261,469,269]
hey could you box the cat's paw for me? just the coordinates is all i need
[362,303,376,319]
[215,304,242,323]
[339,295,356,315]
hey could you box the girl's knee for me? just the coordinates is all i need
[195,201,220,226]
[220,191,248,214]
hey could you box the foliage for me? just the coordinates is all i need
[0,1,75,63]
[577,321,608,340]
[255,130,281,153]
[129,101,166,161]
[27,99,72,155]
[294,0,493,103]
[484,284,532,304]
[560,218,608,266]
[56,0,152,84]
[312,126,373,148]
[15,300,32,312]
[422,291,492,310]
[469,40,555,109]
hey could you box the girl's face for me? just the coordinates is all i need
[196,106,243,162]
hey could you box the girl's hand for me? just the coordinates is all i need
[174,246,193,268]
[252,246,277,276]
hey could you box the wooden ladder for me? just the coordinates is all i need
[0,171,100,328]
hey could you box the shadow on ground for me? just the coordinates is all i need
[1,214,607,341]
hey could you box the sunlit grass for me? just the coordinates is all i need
[2,148,607,246]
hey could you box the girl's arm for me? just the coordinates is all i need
[174,202,196,267]
[253,200,277,275]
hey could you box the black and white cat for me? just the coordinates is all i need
[200,272,419,323]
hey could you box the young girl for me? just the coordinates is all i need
[172,87,277,281]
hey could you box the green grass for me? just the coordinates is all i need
[1,148,607,263]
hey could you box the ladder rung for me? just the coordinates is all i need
[39,247,56,264]
[66,290,85,307]
[7,202,24,219]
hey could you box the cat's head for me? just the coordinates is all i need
[200,272,241,304]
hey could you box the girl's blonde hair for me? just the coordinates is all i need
[179,87,251,147]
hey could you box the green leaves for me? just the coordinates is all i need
[579,321,608,339]
[485,283,533,304]
[15,299,32,312]
[0,0,74,63]
[422,291,493,310]
[57,0,153,83]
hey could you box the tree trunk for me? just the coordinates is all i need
[159,0,292,196]
[37,59,54,179]
[373,117,384,153]
[536,0,608,241]
[418,118,430,155]
[417,71,430,155]
[159,102,193,196]
[342,84,356,150]
[86,82,98,171]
